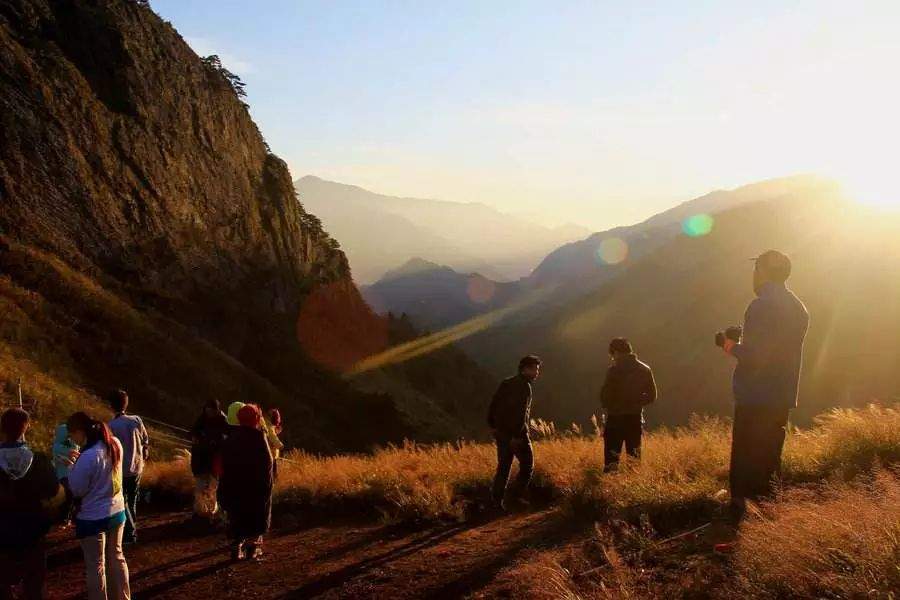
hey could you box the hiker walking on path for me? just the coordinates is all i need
[107,390,149,545]
[487,355,542,510]
[219,404,273,561]
[718,250,809,519]
[67,412,131,600]
[600,338,657,471]
[0,408,65,600]
[190,400,229,520]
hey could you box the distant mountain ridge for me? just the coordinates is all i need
[460,188,900,429]
[362,258,523,331]
[294,175,589,283]
[529,175,837,290]
[364,176,837,332]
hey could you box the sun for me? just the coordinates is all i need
[838,167,900,211]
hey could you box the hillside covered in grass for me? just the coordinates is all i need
[0,0,493,450]
[141,404,900,597]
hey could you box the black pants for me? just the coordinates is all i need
[491,435,534,502]
[123,475,140,542]
[604,414,642,471]
[729,404,790,500]
[0,540,46,600]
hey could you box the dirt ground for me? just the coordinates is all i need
[44,508,584,599]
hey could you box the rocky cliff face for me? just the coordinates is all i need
[1,0,343,311]
[0,0,490,450]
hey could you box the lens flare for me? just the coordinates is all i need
[682,214,715,237]
[596,237,628,265]
[347,286,556,376]
[466,276,496,304]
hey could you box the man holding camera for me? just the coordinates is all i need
[717,250,809,518]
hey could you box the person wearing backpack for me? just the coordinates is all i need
[107,390,149,545]
[0,408,65,600]
[190,399,228,520]
[67,411,131,600]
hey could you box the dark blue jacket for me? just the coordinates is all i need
[731,282,809,408]
[487,375,533,438]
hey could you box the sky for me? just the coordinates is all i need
[152,0,900,230]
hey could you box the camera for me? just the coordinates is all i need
[715,325,743,348]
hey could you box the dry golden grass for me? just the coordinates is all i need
[139,404,900,598]
[143,404,900,525]
[731,468,900,598]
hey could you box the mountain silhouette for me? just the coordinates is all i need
[294,175,589,283]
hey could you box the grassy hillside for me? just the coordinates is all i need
[140,404,900,597]
[464,194,900,428]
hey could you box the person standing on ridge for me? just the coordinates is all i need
[600,338,657,471]
[107,390,149,545]
[487,355,542,510]
[717,250,809,520]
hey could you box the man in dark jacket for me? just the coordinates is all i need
[0,408,65,600]
[600,338,657,471]
[487,355,541,509]
[720,250,809,517]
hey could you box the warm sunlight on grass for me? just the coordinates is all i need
[143,404,900,524]
[732,469,900,598]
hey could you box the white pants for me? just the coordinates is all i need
[79,521,131,600]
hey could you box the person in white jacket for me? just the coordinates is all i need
[67,412,130,600]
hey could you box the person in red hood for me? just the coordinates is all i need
[218,404,273,561]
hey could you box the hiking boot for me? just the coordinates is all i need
[245,537,264,561]
[230,542,245,562]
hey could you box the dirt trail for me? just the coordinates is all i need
[44,509,581,599]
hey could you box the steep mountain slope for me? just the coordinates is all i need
[529,175,836,291]
[362,258,523,331]
[462,191,900,428]
[295,175,589,283]
[0,0,491,449]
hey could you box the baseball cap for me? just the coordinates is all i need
[751,249,792,282]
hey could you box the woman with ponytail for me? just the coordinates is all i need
[66,412,130,600]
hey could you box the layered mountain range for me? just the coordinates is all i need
[364,178,900,427]
[294,175,588,283]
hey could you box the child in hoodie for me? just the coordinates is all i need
[52,423,80,524]
[0,408,65,600]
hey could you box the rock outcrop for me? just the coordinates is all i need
[0,0,489,449]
